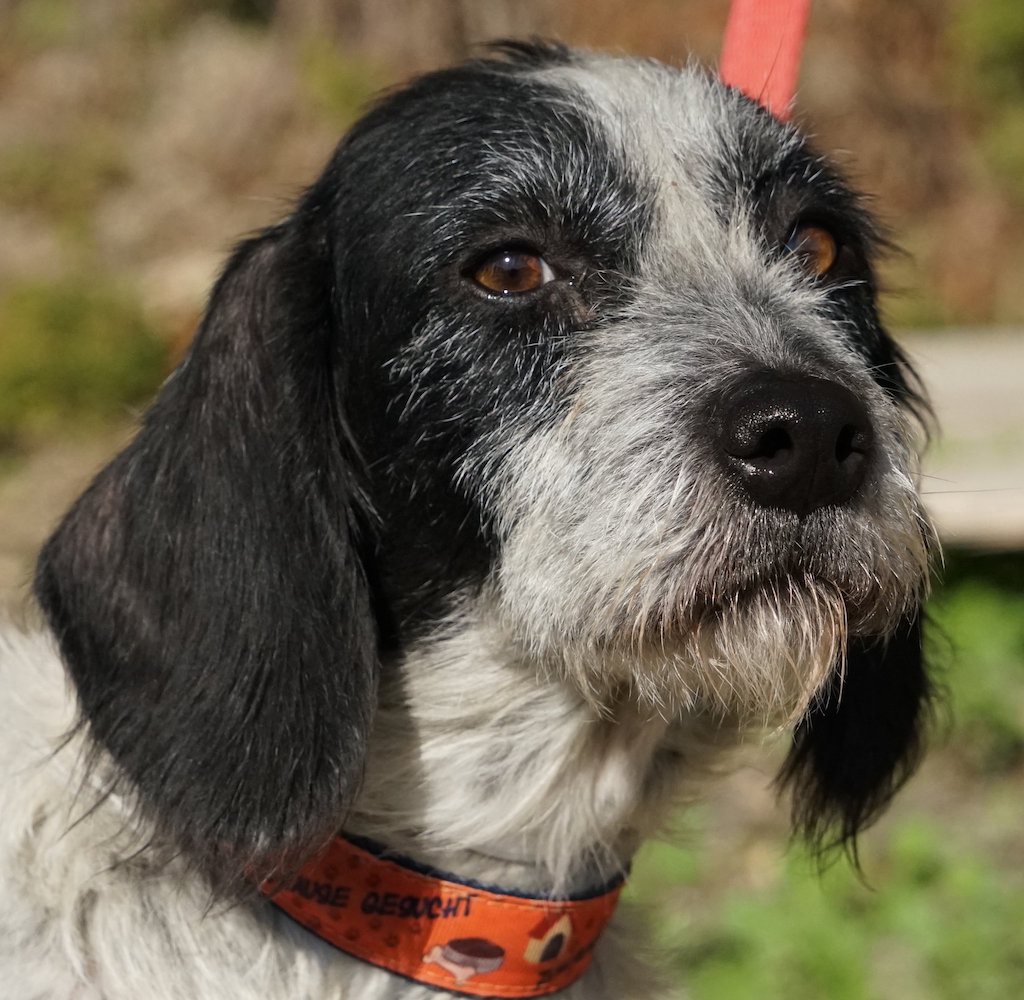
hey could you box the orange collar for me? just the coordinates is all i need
[261,833,624,997]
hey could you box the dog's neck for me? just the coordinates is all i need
[347,613,735,897]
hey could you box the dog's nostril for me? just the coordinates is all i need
[721,414,796,462]
[836,424,855,463]
[746,424,792,461]
[716,374,874,517]
[835,423,869,464]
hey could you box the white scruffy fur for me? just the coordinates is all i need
[0,623,704,999]
[0,48,931,1000]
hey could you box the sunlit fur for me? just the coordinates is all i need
[0,45,932,1000]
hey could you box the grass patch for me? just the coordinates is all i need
[0,277,168,447]
[660,821,1024,1000]
[932,579,1024,770]
[634,816,1024,1000]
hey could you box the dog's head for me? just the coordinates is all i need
[36,43,932,882]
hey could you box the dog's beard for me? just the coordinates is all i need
[556,575,849,723]
[500,493,931,723]
[492,410,931,723]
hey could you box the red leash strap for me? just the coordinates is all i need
[719,0,812,120]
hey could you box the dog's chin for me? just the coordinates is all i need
[554,577,854,724]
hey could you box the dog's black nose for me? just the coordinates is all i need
[716,374,873,516]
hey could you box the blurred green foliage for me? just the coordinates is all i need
[882,295,954,334]
[0,278,168,447]
[936,549,1024,770]
[630,550,1024,999]
[659,820,1024,1000]
[140,0,276,37]
[5,0,275,54]
[951,0,1024,205]
[8,0,77,49]
[0,136,129,239]
[301,36,387,131]
[954,0,1024,103]
[933,580,1024,769]
[197,0,275,25]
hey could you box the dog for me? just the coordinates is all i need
[0,42,932,1000]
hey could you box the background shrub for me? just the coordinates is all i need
[0,278,168,447]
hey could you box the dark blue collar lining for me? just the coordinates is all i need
[340,831,626,902]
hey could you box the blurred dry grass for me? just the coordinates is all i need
[0,0,1021,363]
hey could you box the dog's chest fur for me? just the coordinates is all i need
[0,629,694,999]
[0,45,931,1000]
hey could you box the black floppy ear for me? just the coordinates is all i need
[35,203,379,884]
[778,616,931,854]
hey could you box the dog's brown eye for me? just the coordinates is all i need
[785,224,838,277]
[472,250,555,295]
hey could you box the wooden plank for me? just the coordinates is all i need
[901,329,1024,548]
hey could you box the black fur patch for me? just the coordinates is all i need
[36,211,379,885]
[779,616,932,855]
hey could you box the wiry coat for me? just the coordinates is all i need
[0,44,932,999]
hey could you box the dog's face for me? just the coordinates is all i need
[36,44,932,884]
[337,47,928,714]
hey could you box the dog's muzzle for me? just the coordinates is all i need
[715,372,874,516]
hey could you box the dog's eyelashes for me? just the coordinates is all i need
[471,249,557,296]
[785,223,838,278]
